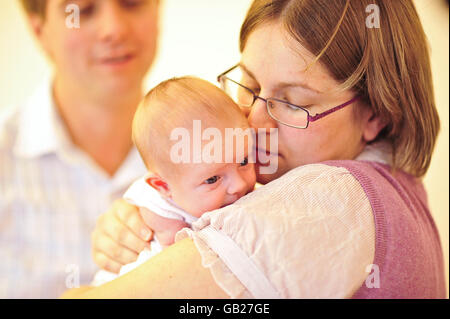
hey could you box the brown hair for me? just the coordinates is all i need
[132,77,248,174]
[240,0,440,178]
[20,0,47,18]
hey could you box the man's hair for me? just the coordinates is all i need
[20,0,47,18]
[240,0,440,177]
[132,76,248,175]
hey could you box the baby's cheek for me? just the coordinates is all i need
[204,195,224,212]
[247,164,257,189]
[197,193,225,216]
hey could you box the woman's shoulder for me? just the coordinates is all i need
[281,159,415,195]
[227,160,400,227]
[252,161,370,200]
[224,161,375,226]
[185,160,377,298]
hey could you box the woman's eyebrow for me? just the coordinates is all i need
[238,63,257,80]
[239,63,322,94]
[277,82,322,94]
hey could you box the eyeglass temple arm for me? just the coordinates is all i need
[217,64,240,82]
[308,96,360,122]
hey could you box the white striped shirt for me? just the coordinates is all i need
[0,80,146,298]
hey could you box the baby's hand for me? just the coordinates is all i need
[139,207,190,248]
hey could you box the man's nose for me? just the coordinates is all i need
[96,4,130,44]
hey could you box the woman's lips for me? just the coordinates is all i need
[254,147,280,166]
[254,147,279,156]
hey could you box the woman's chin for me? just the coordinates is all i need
[255,163,288,184]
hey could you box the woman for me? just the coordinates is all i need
[79,0,445,298]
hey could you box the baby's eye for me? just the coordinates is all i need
[205,176,220,184]
[240,157,249,167]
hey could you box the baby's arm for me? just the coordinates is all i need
[139,207,190,248]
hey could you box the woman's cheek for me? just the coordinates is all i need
[281,124,326,165]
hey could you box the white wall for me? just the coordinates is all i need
[0,0,448,296]
[415,0,449,297]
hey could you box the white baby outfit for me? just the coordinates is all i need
[91,176,198,286]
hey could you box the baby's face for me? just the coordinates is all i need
[165,136,256,218]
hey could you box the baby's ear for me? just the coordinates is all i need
[145,173,171,198]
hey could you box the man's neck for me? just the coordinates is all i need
[53,78,143,177]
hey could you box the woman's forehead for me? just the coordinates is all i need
[240,22,338,94]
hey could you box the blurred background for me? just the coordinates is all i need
[0,0,448,296]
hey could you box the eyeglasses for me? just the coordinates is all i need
[217,64,359,129]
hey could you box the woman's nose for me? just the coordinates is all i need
[96,4,130,44]
[247,97,278,131]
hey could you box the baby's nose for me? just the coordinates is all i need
[227,174,249,197]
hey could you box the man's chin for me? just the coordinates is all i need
[91,76,142,95]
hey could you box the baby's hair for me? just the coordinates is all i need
[132,76,248,175]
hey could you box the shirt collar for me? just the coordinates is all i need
[13,78,67,158]
[356,139,393,165]
[12,77,147,188]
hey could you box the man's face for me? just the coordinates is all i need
[34,0,159,95]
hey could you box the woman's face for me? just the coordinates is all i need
[240,22,370,184]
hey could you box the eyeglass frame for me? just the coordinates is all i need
[217,64,360,129]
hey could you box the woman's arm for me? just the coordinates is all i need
[65,238,229,299]
[76,163,375,299]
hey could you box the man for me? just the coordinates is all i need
[0,0,158,298]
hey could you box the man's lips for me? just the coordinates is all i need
[99,53,135,65]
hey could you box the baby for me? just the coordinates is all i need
[91,77,256,285]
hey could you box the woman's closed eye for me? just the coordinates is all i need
[286,103,304,111]
[279,96,313,110]
[240,79,260,94]
[250,87,261,95]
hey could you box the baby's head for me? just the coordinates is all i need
[132,77,256,218]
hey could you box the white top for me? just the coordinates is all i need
[94,141,388,297]
[175,143,391,298]
[0,80,146,298]
[123,177,198,224]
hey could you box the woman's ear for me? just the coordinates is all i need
[146,173,172,198]
[360,107,388,143]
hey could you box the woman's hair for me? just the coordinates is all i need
[240,0,440,178]
[20,0,47,18]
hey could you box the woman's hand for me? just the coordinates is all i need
[91,199,153,273]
